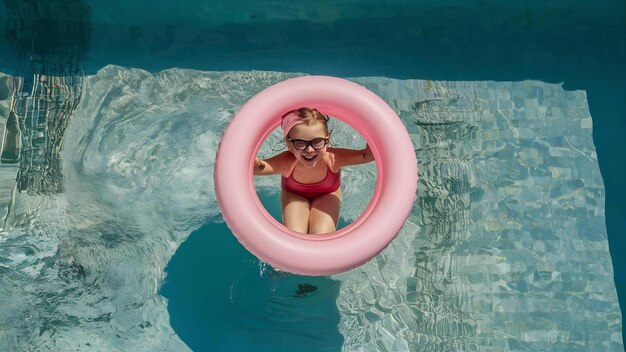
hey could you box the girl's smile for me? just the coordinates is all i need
[299,152,319,167]
[302,154,318,161]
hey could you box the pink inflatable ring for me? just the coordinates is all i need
[214,76,417,276]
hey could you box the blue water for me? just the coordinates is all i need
[161,194,346,352]
[163,188,350,351]
[0,1,624,351]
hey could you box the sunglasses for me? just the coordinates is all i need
[287,137,329,150]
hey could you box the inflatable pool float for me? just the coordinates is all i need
[214,76,417,275]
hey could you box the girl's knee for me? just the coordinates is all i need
[308,222,336,235]
[285,220,309,234]
[308,214,337,234]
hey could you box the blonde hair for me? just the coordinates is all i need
[282,107,329,136]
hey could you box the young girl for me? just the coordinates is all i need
[253,107,375,234]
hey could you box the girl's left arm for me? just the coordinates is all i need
[329,144,375,169]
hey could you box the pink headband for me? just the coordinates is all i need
[281,111,303,137]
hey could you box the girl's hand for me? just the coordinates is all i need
[363,144,372,161]
[254,157,265,173]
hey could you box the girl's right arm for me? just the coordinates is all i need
[253,151,292,176]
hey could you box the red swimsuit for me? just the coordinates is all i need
[281,159,341,201]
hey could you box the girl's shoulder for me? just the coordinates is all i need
[276,149,295,159]
[324,148,340,173]
[277,151,297,176]
[325,147,373,169]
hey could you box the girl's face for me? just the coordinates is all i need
[286,121,329,168]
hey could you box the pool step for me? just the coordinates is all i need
[0,74,18,229]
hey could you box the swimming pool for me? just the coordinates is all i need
[0,1,624,351]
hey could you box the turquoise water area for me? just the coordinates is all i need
[161,193,347,352]
[0,67,622,351]
[0,1,625,351]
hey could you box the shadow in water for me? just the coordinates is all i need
[161,193,344,351]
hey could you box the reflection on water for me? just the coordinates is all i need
[334,78,621,351]
[409,82,479,351]
[4,0,90,72]
[2,0,89,197]
[10,74,83,195]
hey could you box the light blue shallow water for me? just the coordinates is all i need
[0,1,625,351]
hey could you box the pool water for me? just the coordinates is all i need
[0,1,624,351]
[161,194,346,352]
